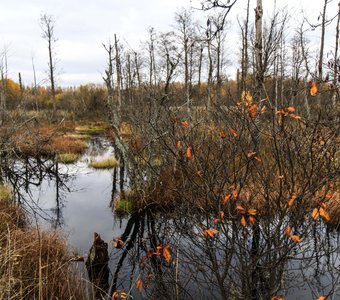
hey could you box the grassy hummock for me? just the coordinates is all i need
[89,157,119,169]
[56,153,80,164]
[75,124,105,133]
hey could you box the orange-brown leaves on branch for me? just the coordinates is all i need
[219,130,226,139]
[249,103,258,119]
[229,127,238,138]
[310,81,318,96]
[181,121,189,128]
[186,147,192,159]
[291,235,301,243]
[162,244,171,263]
[203,229,219,237]
[136,279,143,293]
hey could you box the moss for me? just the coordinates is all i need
[89,157,119,169]
[56,153,80,164]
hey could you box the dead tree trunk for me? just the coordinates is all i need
[85,232,109,299]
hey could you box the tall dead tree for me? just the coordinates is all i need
[319,0,329,82]
[40,13,57,112]
[114,34,122,109]
[332,1,340,107]
[240,0,251,93]
[175,8,195,108]
[254,0,264,101]
[0,50,8,126]
[146,27,157,87]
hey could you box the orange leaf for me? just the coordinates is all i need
[272,296,283,300]
[319,207,331,222]
[249,215,256,225]
[203,229,219,237]
[236,205,245,214]
[223,194,231,204]
[248,208,257,216]
[249,103,258,119]
[325,193,332,200]
[310,82,318,96]
[240,215,247,227]
[284,227,292,237]
[176,140,181,150]
[312,208,320,220]
[186,147,192,159]
[288,195,297,207]
[229,127,238,138]
[181,121,189,128]
[317,296,325,300]
[219,130,226,139]
[162,244,171,263]
[287,106,295,112]
[289,114,302,120]
[247,150,256,158]
[219,211,225,218]
[232,189,238,199]
[136,279,143,293]
[254,156,262,162]
[113,237,124,248]
[291,235,301,243]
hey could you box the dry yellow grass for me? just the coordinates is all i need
[89,157,119,169]
[0,197,93,299]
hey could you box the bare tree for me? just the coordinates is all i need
[175,8,197,108]
[332,1,340,107]
[254,0,264,102]
[40,13,57,112]
[318,0,330,82]
[0,48,8,126]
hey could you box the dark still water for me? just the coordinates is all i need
[21,137,123,253]
[11,136,340,300]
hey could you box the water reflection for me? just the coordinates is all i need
[109,210,340,300]
[4,136,340,299]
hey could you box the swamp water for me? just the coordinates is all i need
[11,136,340,300]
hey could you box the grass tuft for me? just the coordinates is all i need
[56,153,80,164]
[0,184,12,203]
[75,125,105,133]
[89,157,119,169]
[114,199,134,215]
[65,133,92,140]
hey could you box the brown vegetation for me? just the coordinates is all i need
[0,198,91,300]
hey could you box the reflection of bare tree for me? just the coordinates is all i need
[107,208,340,300]
[1,154,72,227]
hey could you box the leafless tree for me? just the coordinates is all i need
[40,13,57,112]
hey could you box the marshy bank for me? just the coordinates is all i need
[0,184,93,299]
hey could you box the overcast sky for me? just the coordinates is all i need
[0,0,338,87]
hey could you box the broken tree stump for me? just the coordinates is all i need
[85,232,110,299]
